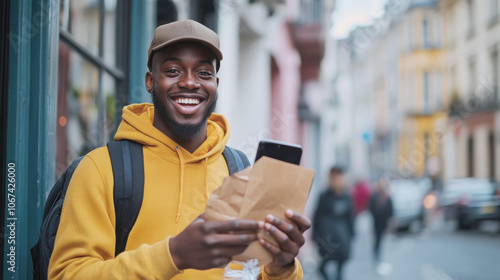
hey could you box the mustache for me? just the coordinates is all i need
[168,89,202,95]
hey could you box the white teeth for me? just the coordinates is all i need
[175,98,200,105]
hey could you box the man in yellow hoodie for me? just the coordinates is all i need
[49,20,310,279]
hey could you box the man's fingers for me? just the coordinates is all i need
[259,237,281,255]
[266,214,304,245]
[285,210,311,233]
[204,219,260,233]
[263,222,299,255]
[204,233,258,247]
[259,236,295,267]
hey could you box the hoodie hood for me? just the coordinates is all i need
[114,103,230,163]
[115,103,231,222]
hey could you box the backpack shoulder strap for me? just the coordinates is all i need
[42,156,84,219]
[107,140,144,256]
[31,156,85,280]
[222,146,250,175]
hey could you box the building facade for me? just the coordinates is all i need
[396,1,447,179]
[324,0,500,187]
[441,0,500,180]
[325,0,449,183]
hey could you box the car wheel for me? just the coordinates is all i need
[397,224,410,232]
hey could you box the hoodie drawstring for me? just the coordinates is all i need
[175,146,185,223]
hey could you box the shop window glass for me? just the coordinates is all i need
[102,0,117,66]
[56,0,128,176]
[60,0,101,56]
[102,72,117,140]
[57,48,100,172]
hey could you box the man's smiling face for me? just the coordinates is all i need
[147,41,219,140]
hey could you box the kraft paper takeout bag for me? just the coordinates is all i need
[205,156,315,266]
[205,168,250,221]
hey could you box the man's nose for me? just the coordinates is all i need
[178,71,200,90]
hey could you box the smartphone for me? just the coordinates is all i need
[254,139,302,165]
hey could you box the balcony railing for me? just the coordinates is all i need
[449,86,500,117]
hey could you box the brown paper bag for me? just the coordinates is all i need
[205,168,251,221]
[234,157,315,265]
[205,156,315,266]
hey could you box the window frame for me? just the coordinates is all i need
[57,0,131,157]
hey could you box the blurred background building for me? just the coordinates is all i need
[323,0,500,184]
[442,0,500,181]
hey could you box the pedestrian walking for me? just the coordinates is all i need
[369,177,393,263]
[352,178,371,216]
[312,166,355,280]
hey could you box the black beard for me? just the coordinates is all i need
[152,89,217,140]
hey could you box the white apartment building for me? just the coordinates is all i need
[441,0,500,180]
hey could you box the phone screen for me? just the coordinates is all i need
[254,140,302,165]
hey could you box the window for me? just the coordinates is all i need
[423,18,430,49]
[424,72,430,112]
[450,65,457,88]
[449,65,458,112]
[407,72,414,111]
[447,14,455,47]
[298,0,322,24]
[435,71,443,110]
[408,18,414,50]
[492,0,499,20]
[492,48,499,85]
[449,65,457,98]
[434,13,442,48]
[157,0,178,26]
[492,48,499,106]
[467,0,475,38]
[56,0,129,175]
[190,0,217,31]
[467,136,474,177]
[469,56,477,94]
[424,132,430,170]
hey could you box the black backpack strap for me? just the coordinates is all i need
[31,156,85,280]
[42,156,84,219]
[222,146,250,175]
[107,140,144,256]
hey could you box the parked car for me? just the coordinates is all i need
[388,177,432,231]
[440,178,500,230]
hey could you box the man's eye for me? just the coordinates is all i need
[166,69,179,74]
[199,71,213,76]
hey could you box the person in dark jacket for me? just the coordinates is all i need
[313,167,355,280]
[369,177,393,263]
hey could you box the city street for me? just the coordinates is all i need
[300,211,500,280]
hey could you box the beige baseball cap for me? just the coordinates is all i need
[147,20,223,71]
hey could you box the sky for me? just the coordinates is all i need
[331,0,389,39]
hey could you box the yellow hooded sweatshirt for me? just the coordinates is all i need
[48,104,303,279]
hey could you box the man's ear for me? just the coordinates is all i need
[216,77,219,87]
[145,72,153,94]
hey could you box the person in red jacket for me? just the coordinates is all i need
[352,178,371,216]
